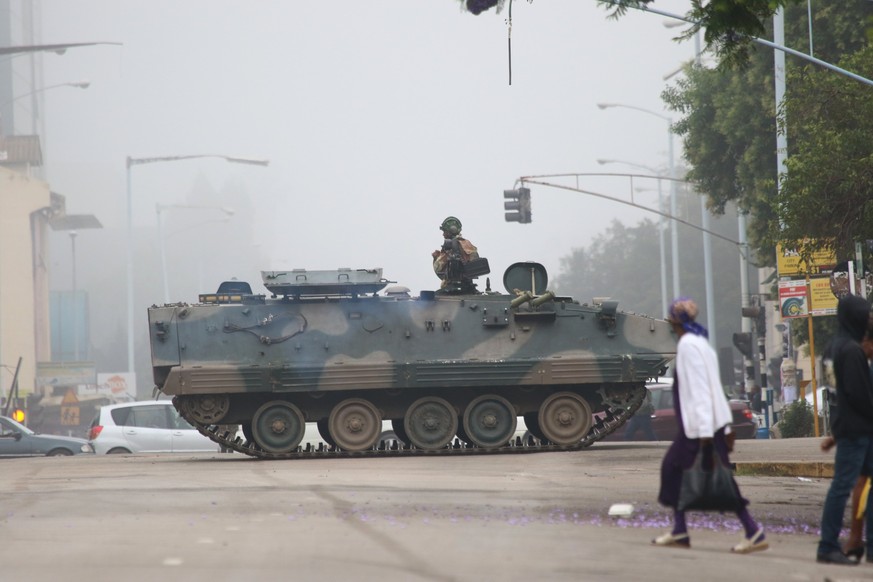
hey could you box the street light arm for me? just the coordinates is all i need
[223,156,270,167]
[517,176,744,249]
[597,159,661,175]
[0,81,91,109]
[128,154,270,168]
[0,42,122,56]
[596,102,671,123]
[518,172,685,185]
[126,152,267,375]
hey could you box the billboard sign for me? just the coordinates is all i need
[778,277,838,319]
[809,276,839,316]
[36,361,97,387]
[96,373,137,400]
[778,281,808,319]
[776,242,837,277]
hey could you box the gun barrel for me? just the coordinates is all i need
[510,291,533,308]
[531,291,556,307]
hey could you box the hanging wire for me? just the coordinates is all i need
[507,0,513,85]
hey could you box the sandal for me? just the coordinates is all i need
[732,528,769,554]
[652,532,690,548]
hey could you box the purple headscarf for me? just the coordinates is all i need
[668,296,709,338]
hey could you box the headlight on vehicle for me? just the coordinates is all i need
[81,443,95,453]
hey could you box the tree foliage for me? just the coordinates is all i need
[661,0,873,265]
[775,45,873,259]
[778,399,814,438]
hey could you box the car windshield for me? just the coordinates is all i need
[1,416,35,435]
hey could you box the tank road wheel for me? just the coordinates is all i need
[404,397,458,450]
[179,394,230,425]
[462,394,517,449]
[537,392,593,445]
[328,398,382,452]
[251,401,306,454]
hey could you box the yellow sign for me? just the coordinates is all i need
[776,243,837,277]
[61,406,80,426]
[809,276,838,316]
[61,388,80,405]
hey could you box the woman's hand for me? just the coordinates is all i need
[821,436,836,452]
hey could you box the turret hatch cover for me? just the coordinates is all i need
[503,262,548,295]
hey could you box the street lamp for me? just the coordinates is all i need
[597,159,669,318]
[156,203,235,304]
[125,154,269,377]
[596,103,680,302]
[0,81,91,108]
[0,81,91,134]
[49,214,102,361]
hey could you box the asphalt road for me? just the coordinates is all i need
[1,438,869,582]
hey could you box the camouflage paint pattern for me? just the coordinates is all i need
[148,262,676,454]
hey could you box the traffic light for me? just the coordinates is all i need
[11,408,25,423]
[504,187,532,224]
[732,332,753,359]
[742,305,767,335]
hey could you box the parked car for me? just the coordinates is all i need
[608,381,758,441]
[88,400,221,454]
[0,415,94,457]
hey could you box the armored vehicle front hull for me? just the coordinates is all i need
[149,266,675,458]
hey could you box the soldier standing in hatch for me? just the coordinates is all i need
[432,216,479,291]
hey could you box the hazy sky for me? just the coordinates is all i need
[40,0,697,298]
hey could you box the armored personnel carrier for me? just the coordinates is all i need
[148,260,675,459]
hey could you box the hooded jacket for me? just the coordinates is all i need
[828,295,873,439]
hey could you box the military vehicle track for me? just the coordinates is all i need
[175,384,645,460]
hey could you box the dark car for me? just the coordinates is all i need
[609,382,758,441]
[0,415,95,457]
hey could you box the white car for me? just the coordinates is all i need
[88,400,221,454]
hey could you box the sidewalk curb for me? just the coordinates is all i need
[734,461,834,478]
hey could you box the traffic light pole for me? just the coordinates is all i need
[805,272,821,437]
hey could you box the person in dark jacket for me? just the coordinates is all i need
[816,295,873,566]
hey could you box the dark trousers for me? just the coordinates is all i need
[818,435,873,555]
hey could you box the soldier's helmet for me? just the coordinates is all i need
[440,216,462,236]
